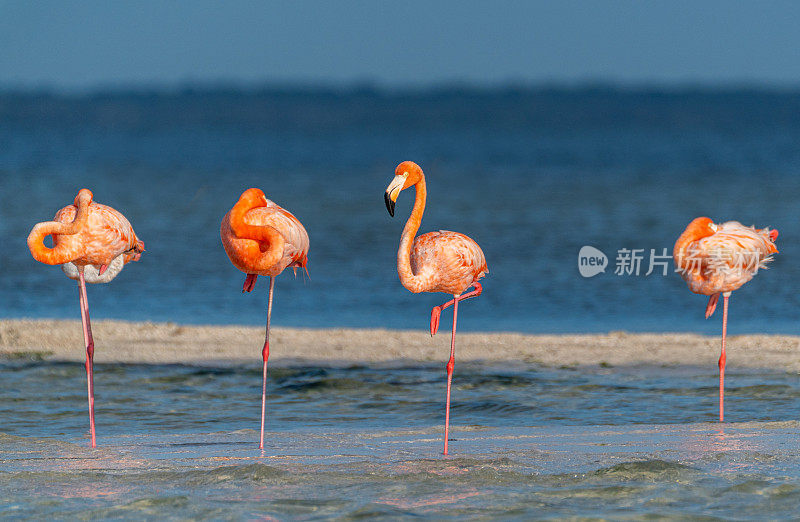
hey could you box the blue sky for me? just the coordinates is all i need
[2,0,800,90]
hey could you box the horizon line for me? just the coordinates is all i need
[4,79,800,97]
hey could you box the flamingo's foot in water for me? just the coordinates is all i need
[243,274,257,293]
[705,293,720,319]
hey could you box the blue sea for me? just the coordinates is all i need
[1,87,798,333]
[2,87,800,519]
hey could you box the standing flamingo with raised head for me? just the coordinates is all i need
[674,217,778,422]
[221,188,309,449]
[384,161,487,455]
[28,189,144,447]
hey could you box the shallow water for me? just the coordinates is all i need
[2,361,800,518]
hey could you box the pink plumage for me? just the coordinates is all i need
[676,220,777,296]
[221,198,309,278]
[27,189,144,447]
[674,216,779,422]
[220,188,309,450]
[408,230,488,295]
[385,161,487,456]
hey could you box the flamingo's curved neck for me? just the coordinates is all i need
[674,225,713,272]
[230,197,285,271]
[28,197,91,265]
[397,175,427,293]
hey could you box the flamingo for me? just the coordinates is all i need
[220,188,309,449]
[674,217,778,422]
[27,189,144,447]
[384,161,488,455]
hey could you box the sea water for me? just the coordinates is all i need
[2,360,800,518]
[2,88,800,518]
[1,88,799,334]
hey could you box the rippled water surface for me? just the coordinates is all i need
[3,360,800,518]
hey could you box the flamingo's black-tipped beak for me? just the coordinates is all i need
[384,174,406,217]
[384,191,395,217]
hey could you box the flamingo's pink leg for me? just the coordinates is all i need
[719,293,729,422]
[705,293,720,319]
[243,273,257,293]
[443,294,459,456]
[78,268,96,448]
[259,276,275,449]
[431,283,482,336]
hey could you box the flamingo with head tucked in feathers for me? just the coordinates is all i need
[220,188,309,449]
[27,189,145,447]
[674,217,778,422]
[384,161,488,456]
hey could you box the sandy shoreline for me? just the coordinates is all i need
[1,319,800,369]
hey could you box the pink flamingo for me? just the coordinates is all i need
[220,188,309,449]
[28,189,144,447]
[674,217,778,422]
[384,161,488,455]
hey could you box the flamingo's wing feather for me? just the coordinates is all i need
[682,221,777,295]
[411,230,487,294]
[242,199,309,276]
